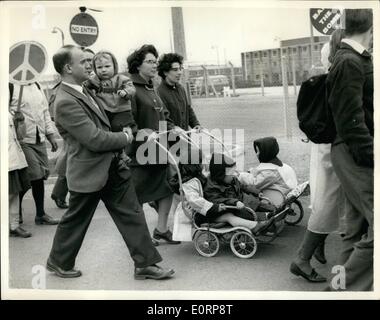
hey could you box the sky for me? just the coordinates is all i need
[3,0,344,75]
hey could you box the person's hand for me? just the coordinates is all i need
[123,126,133,137]
[236,201,245,209]
[147,131,159,142]
[117,89,127,97]
[46,134,58,152]
[172,126,185,135]
[122,127,134,144]
[193,125,203,133]
[218,204,227,212]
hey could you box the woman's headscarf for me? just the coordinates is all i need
[253,137,283,166]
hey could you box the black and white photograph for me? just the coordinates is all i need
[1,0,379,302]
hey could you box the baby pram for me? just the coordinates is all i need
[152,129,308,259]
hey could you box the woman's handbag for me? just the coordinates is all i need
[13,111,26,141]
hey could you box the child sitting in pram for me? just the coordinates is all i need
[169,152,275,235]
[238,137,298,197]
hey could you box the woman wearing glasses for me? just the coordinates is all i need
[127,44,182,246]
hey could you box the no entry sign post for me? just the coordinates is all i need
[70,11,99,47]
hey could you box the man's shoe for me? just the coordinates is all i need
[290,262,326,283]
[10,227,32,238]
[251,217,275,235]
[134,264,175,280]
[152,229,181,246]
[51,195,68,209]
[46,259,82,278]
[35,214,60,225]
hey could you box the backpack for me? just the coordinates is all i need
[296,73,336,143]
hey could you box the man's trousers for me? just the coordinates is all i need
[331,142,373,291]
[48,160,162,270]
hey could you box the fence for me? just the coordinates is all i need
[184,54,325,141]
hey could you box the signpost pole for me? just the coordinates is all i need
[309,20,315,70]
[17,85,24,113]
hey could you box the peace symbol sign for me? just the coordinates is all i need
[9,41,48,85]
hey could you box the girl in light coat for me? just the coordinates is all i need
[239,137,298,196]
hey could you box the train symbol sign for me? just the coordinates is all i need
[70,12,99,46]
[9,41,48,85]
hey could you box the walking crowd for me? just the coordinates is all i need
[8,9,373,290]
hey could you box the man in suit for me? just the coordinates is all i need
[326,9,373,290]
[50,48,95,209]
[47,45,174,280]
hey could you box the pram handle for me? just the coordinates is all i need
[152,139,184,199]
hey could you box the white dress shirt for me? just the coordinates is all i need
[341,38,366,54]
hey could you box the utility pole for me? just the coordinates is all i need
[171,6,192,101]
[169,28,174,52]
[171,7,187,60]
[52,27,65,46]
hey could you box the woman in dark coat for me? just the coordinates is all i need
[127,44,183,245]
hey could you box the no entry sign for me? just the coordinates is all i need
[9,41,48,85]
[70,12,99,46]
[310,8,343,35]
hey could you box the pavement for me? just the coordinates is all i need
[8,184,342,293]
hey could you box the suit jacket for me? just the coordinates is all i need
[54,83,128,193]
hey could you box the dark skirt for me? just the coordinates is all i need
[21,142,50,181]
[9,168,31,194]
[130,164,173,204]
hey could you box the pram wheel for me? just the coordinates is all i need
[194,230,220,257]
[284,199,304,226]
[230,231,257,259]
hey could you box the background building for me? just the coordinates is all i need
[241,36,330,87]
[187,64,243,81]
